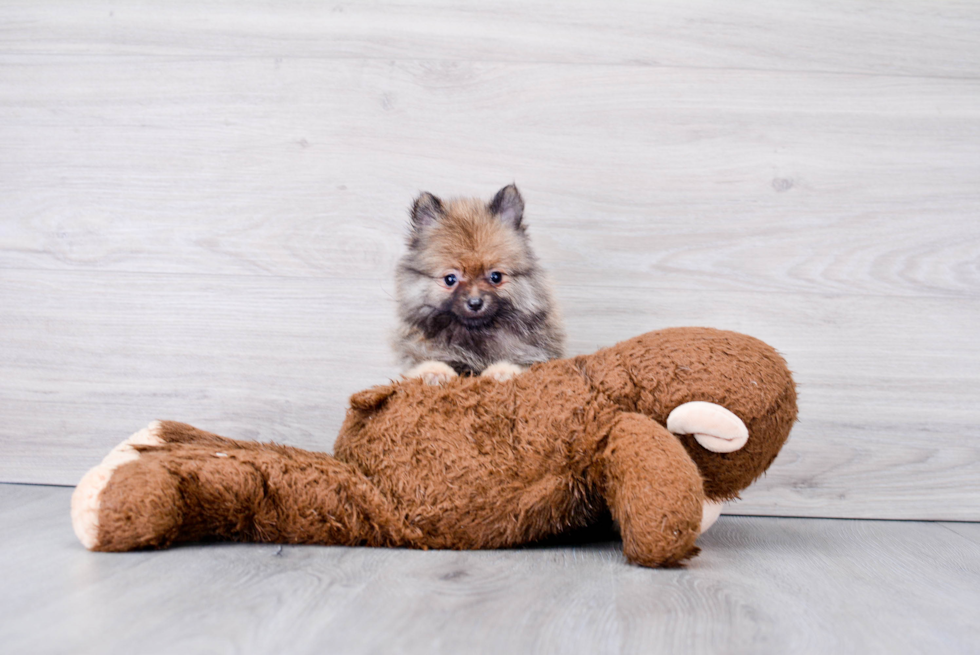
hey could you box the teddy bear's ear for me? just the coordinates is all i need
[349,384,397,412]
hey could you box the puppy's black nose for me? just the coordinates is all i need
[466,297,484,312]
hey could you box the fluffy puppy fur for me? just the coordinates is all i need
[393,184,565,383]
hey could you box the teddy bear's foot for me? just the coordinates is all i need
[700,500,724,534]
[71,422,165,550]
[481,361,524,382]
[666,401,749,453]
[404,360,458,385]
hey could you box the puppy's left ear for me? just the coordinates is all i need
[489,184,524,229]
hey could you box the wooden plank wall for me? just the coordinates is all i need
[1,1,978,520]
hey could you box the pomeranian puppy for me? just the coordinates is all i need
[393,184,565,384]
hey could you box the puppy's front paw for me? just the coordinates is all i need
[404,361,459,386]
[481,361,524,382]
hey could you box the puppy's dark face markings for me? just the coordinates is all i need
[398,268,509,339]
[401,292,549,375]
[438,266,508,328]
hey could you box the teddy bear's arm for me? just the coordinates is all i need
[599,413,705,567]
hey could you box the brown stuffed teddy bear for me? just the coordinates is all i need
[71,327,797,567]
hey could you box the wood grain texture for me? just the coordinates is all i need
[1,1,979,519]
[3,58,979,292]
[2,484,978,655]
[2,0,979,77]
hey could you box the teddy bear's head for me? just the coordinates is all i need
[578,327,798,500]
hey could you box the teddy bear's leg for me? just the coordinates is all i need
[599,413,705,567]
[71,420,255,550]
[666,401,749,453]
[164,443,414,549]
[71,422,168,549]
[72,423,411,552]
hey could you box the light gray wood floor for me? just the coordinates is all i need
[2,484,978,655]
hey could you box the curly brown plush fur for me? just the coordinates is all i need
[71,327,797,567]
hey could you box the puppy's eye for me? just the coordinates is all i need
[443,274,457,287]
[488,271,503,285]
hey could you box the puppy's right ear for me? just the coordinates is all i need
[411,192,444,231]
[488,184,524,229]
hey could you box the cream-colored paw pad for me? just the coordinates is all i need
[404,361,459,386]
[480,361,524,382]
[70,422,164,550]
[700,500,725,534]
[667,401,749,453]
